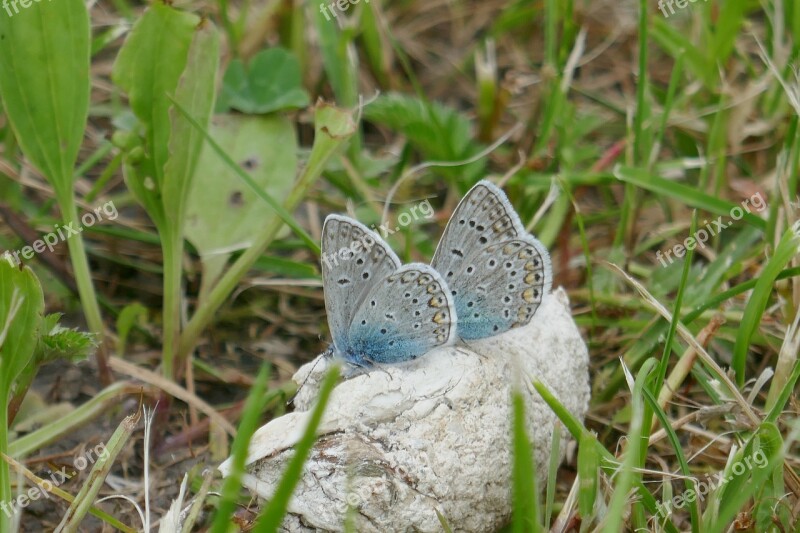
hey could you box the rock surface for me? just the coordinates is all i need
[219,288,590,532]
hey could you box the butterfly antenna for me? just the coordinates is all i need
[287,346,334,408]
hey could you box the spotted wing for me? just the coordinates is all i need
[431,180,525,286]
[344,264,456,365]
[321,215,401,353]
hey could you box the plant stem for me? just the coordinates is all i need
[59,191,112,385]
[177,183,306,364]
[161,228,184,381]
[0,396,11,532]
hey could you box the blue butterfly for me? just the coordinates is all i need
[431,180,552,340]
[321,215,456,367]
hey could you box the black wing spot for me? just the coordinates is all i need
[476,224,485,231]
[467,301,474,308]
[505,262,513,268]
[469,220,476,227]
[473,313,479,318]
[508,284,515,290]
[488,259,496,267]
[451,249,464,257]
[480,237,488,244]
[356,258,364,265]
[412,298,419,304]
[504,296,511,303]
[371,300,376,307]
[493,325,499,332]
[414,310,421,316]
[337,278,350,285]
[459,219,466,225]
[361,319,367,325]
[362,272,370,279]
[467,266,474,274]
[451,290,457,296]
[380,328,387,334]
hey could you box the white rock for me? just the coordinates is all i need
[219,288,589,532]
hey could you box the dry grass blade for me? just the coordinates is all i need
[108,356,237,436]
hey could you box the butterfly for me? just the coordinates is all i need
[321,214,457,367]
[431,180,552,340]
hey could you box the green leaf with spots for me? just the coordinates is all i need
[185,114,297,295]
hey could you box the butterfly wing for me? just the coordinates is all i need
[431,180,525,285]
[447,237,551,340]
[345,264,456,365]
[431,180,552,340]
[321,215,401,355]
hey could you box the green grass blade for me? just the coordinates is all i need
[601,358,656,532]
[255,365,340,531]
[577,430,598,520]
[613,165,767,231]
[54,411,139,532]
[511,390,541,532]
[732,222,800,384]
[531,378,680,533]
[210,365,271,532]
[642,388,700,532]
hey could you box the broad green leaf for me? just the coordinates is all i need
[112,3,198,190]
[0,257,44,391]
[363,93,486,184]
[218,48,309,114]
[186,114,297,292]
[163,19,221,227]
[0,0,90,195]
